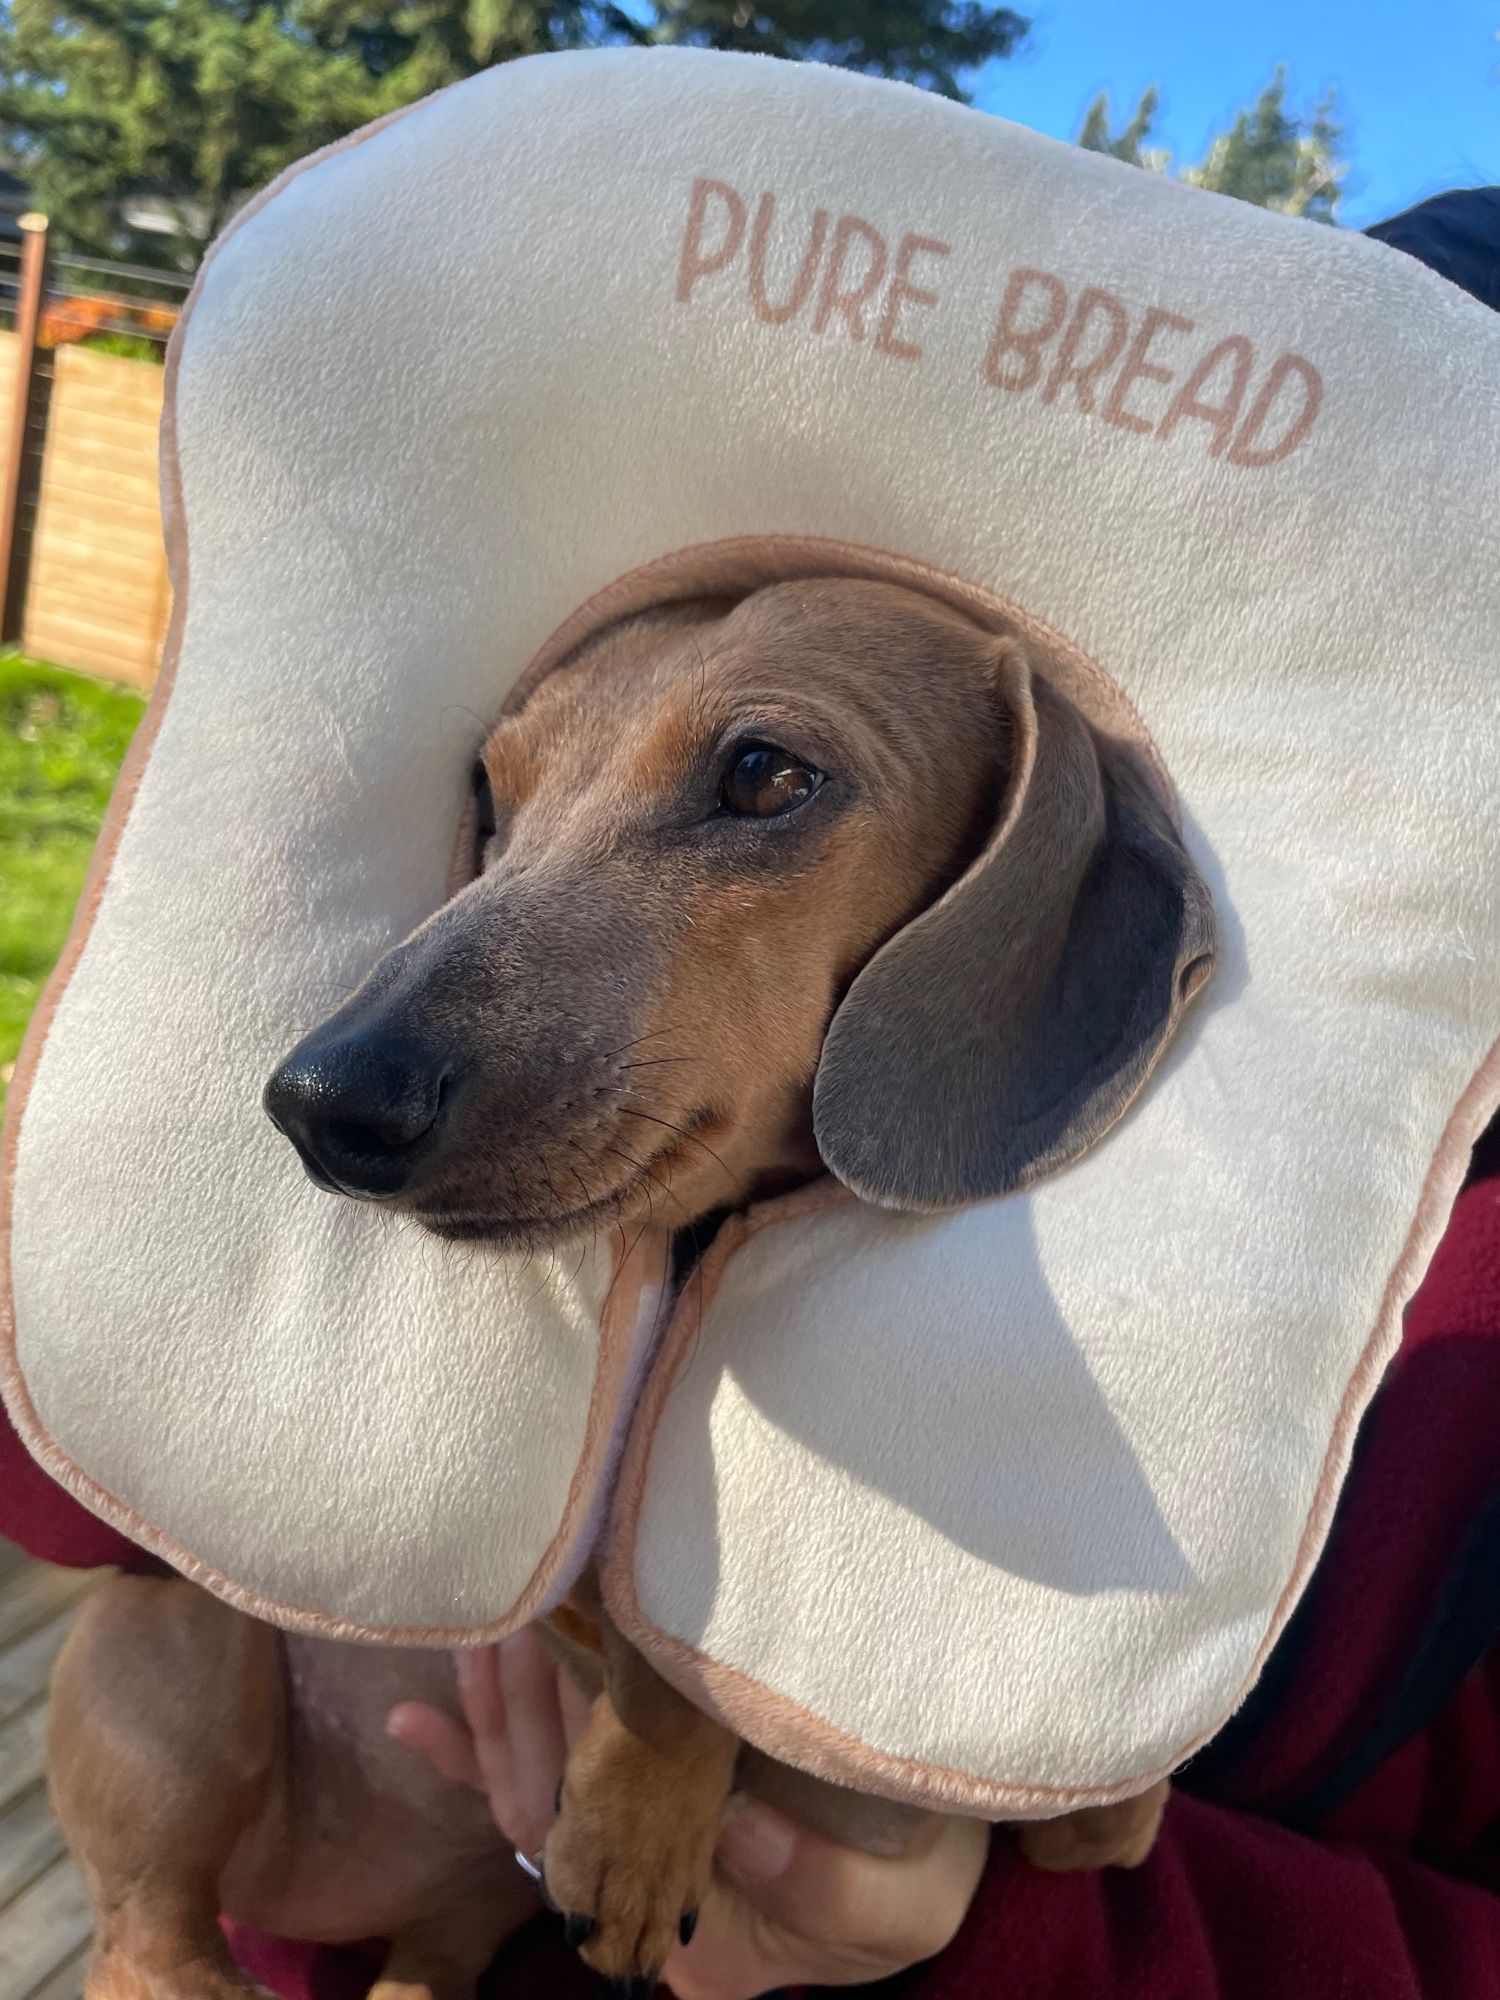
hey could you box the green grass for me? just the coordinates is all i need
[78,332,167,365]
[0,654,147,1102]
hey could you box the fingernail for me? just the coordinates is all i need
[716,1800,798,1882]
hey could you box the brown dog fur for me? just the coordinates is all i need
[50,579,1205,1995]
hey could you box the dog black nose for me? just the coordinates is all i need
[263,1030,451,1199]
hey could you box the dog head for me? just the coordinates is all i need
[265,579,1214,1246]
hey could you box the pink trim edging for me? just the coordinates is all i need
[0,76,670,1648]
[602,1053,1500,1817]
[507,534,1178,815]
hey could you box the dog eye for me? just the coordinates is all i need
[719,745,822,819]
[470,760,497,844]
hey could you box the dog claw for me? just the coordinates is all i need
[679,1907,699,1947]
[563,1912,598,1950]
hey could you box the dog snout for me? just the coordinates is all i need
[264,1027,453,1200]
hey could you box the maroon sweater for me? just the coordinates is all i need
[7,1137,1500,1999]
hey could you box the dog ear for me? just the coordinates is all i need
[812,646,1216,1211]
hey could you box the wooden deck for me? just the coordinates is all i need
[0,1543,102,2000]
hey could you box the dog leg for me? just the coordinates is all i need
[368,1887,530,2000]
[49,1574,283,2000]
[1016,1779,1170,1872]
[543,1672,738,1986]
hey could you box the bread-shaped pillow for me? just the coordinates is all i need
[4,47,1498,1817]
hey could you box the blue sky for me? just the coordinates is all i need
[969,0,1499,228]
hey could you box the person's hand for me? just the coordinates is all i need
[654,1790,989,1999]
[386,1631,989,2000]
[387,1624,592,1862]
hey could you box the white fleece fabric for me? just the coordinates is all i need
[4,48,1499,1809]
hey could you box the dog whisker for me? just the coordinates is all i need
[616,1105,745,1202]
[535,1151,567,1225]
[562,1152,597,1217]
[621,1212,653,1273]
[603,1141,690,1230]
[439,702,490,737]
[520,1245,561,1313]
[597,1025,700,1065]
[567,1137,628,1286]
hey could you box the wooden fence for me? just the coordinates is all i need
[18,343,170,685]
[0,219,179,687]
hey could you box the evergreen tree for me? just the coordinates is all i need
[0,0,1028,265]
[1075,84,1168,172]
[0,0,375,262]
[1078,67,1347,223]
[1183,69,1343,221]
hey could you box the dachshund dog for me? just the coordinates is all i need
[48,578,1212,1996]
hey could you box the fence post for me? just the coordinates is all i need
[0,213,51,645]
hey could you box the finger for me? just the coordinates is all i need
[385,1702,486,1794]
[661,1876,807,2000]
[662,1807,988,2000]
[719,1803,990,1969]
[497,1629,570,1851]
[663,1869,848,2000]
[454,1643,508,1742]
[453,1647,520,1821]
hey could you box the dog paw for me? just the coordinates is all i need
[542,1696,733,1983]
[544,1788,714,1984]
[1016,1780,1170,1873]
